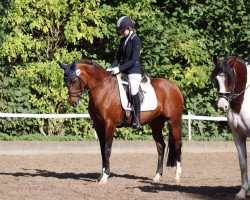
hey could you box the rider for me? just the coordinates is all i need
[107,16,142,129]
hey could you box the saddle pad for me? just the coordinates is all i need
[116,74,157,111]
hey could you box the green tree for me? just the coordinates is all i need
[0,0,249,140]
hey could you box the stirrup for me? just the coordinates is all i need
[117,119,129,128]
[132,118,141,129]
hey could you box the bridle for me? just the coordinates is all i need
[67,74,112,97]
[216,58,250,102]
[62,60,113,99]
[218,90,239,102]
[216,73,236,102]
[67,76,86,97]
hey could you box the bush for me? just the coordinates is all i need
[0,0,249,140]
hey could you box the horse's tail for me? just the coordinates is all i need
[166,123,182,167]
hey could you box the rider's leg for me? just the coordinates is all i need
[128,74,142,129]
[132,93,141,128]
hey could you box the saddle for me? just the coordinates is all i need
[116,74,157,128]
[120,74,147,105]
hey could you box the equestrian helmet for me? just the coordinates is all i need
[116,16,134,33]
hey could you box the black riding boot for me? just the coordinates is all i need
[132,93,141,129]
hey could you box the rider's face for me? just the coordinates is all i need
[121,29,130,37]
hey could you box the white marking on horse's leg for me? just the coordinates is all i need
[98,168,109,184]
[175,161,182,183]
[153,172,162,182]
[235,188,247,199]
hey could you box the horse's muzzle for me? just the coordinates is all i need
[217,98,229,112]
[70,98,81,107]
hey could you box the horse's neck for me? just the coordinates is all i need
[234,64,248,91]
[230,63,249,113]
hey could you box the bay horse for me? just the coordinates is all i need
[211,55,250,199]
[59,59,184,184]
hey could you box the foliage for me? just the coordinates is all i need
[14,61,94,137]
[0,133,96,141]
[0,0,249,140]
[0,0,107,64]
[160,0,250,58]
[0,67,31,136]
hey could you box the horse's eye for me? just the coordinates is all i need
[71,78,78,84]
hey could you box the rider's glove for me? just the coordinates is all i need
[107,67,120,75]
[106,67,112,72]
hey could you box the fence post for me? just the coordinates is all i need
[188,111,192,141]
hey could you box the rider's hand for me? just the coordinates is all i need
[106,67,120,75]
[106,67,112,72]
[110,67,120,75]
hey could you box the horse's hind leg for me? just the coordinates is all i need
[149,117,166,182]
[167,119,182,183]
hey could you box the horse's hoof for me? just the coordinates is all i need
[175,161,182,184]
[245,190,250,198]
[235,189,246,199]
[175,174,181,184]
[175,179,180,184]
[153,173,161,182]
[97,171,109,184]
[98,179,108,185]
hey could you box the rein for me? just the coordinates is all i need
[227,84,250,102]
[87,74,113,93]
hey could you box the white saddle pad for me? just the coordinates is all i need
[117,74,157,111]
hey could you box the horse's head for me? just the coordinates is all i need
[211,56,237,112]
[59,61,85,107]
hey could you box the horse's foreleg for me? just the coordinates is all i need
[98,142,112,184]
[233,134,250,199]
[96,124,115,184]
[150,120,166,182]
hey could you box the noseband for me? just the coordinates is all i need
[218,91,232,99]
[218,91,239,102]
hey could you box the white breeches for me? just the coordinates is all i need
[128,74,142,95]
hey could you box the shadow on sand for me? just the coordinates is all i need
[136,180,240,200]
[0,169,243,199]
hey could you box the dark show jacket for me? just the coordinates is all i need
[110,32,142,74]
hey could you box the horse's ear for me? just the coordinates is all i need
[213,55,220,67]
[70,61,77,71]
[231,56,237,63]
[59,62,67,70]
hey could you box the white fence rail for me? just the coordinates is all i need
[0,113,90,119]
[183,112,227,140]
[0,112,227,141]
